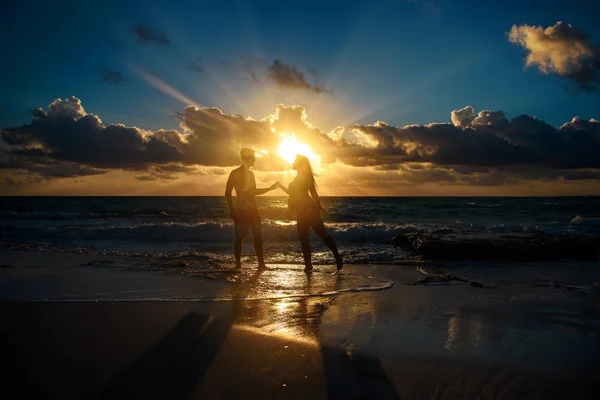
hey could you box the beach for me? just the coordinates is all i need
[2,249,599,399]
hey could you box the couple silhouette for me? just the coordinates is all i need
[225,148,343,273]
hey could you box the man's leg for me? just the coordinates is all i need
[251,219,266,268]
[234,220,249,269]
[234,237,243,268]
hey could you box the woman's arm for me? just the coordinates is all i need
[308,184,322,210]
[277,182,290,195]
[253,181,278,196]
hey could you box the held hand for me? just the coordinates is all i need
[270,181,279,190]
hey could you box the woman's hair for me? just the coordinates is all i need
[295,155,317,187]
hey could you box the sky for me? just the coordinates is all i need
[1,0,600,196]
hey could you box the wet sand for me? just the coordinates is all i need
[1,250,599,399]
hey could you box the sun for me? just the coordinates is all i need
[277,133,321,166]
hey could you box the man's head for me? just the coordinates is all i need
[240,148,256,167]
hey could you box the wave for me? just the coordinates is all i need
[12,282,395,302]
[3,215,600,250]
[570,214,600,228]
[465,202,501,208]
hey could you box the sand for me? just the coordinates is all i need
[1,250,599,399]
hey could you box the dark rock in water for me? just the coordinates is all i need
[393,232,600,262]
[81,260,115,267]
[392,234,413,249]
[407,274,493,288]
[170,260,192,268]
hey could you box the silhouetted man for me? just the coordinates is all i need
[225,148,278,269]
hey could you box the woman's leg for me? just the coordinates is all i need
[297,216,313,271]
[312,218,343,270]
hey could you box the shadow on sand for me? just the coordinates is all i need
[95,269,399,399]
[95,312,234,400]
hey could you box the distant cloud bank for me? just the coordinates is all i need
[1,97,599,193]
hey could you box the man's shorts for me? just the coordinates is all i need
[234,208,262,238]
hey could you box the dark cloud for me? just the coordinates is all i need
[134,174,156,181]
[241,56,266,83]
[2,98,599,190]
[3,172,45,185]
[4,176,20,185]
[509,22,600,91]
[188,57,204,73]
[3,156,105,178]
[267,59,326,93]
[134,166,183,181]
[176,105,281,168]
[132,25,171,46]
[99,67,124,84]
[346,105,600,171]
[1,97,184,174]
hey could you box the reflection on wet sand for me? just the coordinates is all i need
[97,266,399,399]
[222,266,384,346]
[442,299,600,377]
[227,269,336,345]
[224,266,399,398]
[446,311,490,351]
[227,271,398,399]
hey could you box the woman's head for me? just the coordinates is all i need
[292,154,310,171]
[293,155,316,183]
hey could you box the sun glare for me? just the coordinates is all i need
[277,133,321,166]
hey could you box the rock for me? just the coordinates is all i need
[393,232,600,262]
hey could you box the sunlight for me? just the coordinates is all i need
[277,133,321,166]
[128,63,201,108]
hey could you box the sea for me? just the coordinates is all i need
[3,196,600,384]
[2,196,599,266]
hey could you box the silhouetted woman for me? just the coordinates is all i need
[277,155,343,273]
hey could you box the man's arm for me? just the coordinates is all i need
[253,181,279,196]
[225,171,235,219]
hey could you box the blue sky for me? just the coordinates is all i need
[2,0,599,132]
[2,0,600,195]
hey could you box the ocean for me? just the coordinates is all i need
[3,196,600,383]
[2,196,599,267]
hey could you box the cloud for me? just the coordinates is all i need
[1,97,335,179]
[1,97,184,172]
[267,59,326,93]
[133,166,178,181]
[2,97,599,193]
[2,155,105,178]
[99,67,124,84]
[345,105,600,170]
[134,174,156,181]
[132,25,171,46]
[508,21,600,90]
[241,56,267,83]
[188,57,204,73]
